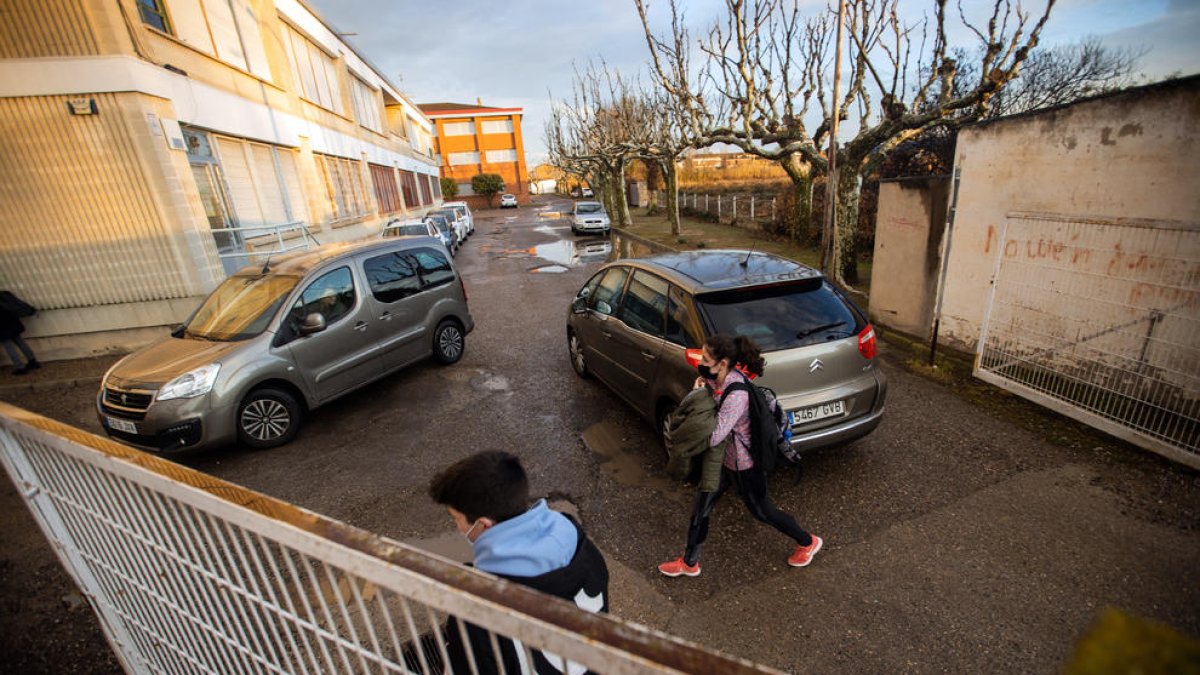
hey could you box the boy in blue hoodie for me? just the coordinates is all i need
[426,451,609,674]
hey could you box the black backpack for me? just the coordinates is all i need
[720,381,798,474]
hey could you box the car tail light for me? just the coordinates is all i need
[858,324,877,359]
[684,348,703,367]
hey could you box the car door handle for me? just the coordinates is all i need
[600,330,612,339]
[354,321,368,332]
[379,312,392,321]
[641,350,657,361]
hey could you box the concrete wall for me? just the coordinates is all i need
[0,0,441,361]
[868,177,950,339]
[936,76,1200,352]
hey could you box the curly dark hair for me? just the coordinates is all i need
[705,333,766,377]
[428,451,530,522]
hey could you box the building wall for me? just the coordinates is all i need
[0,0,441,360]
[431,111,530,206]
[935,77,1200,352]
[868,177,950,339]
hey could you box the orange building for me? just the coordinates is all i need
[418,102,530,208]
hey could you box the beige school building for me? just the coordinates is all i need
[0,0,443,361]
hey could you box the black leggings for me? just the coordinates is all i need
[684,466,811,565]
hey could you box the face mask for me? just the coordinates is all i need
[697,363,716,380]
[463,518,483,542]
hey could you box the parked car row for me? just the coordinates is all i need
[97,217,886,461]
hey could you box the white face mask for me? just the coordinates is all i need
[463,518,484,542]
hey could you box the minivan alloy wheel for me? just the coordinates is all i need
[237,387,302,449]
[433,320,464,365]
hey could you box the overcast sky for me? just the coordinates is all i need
[308,0,1200,167]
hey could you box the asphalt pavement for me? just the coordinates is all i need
[1,196,1197,673]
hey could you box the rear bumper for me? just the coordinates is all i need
[791,406,883,451]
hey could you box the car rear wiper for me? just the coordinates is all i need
[796,321,847,339]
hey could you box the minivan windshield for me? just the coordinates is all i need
[185,273,300,341]
[697,281,862,352]
[576,203,603,214]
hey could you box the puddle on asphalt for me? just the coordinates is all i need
[470,372,511,393]
[582,421,674,490]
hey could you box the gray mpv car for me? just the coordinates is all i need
[97,238,474,452]
[567,250,886,456]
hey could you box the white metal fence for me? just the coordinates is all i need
[0,402,777,674]
[664,193,778,224]
[976,212,1200,467]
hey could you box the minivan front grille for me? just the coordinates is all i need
[104,386,154,412]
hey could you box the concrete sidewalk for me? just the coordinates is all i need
[0,354,120,394]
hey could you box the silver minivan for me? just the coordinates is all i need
[97,238,474,453]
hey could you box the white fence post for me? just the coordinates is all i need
[750,195,755,219]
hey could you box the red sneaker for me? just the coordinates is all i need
[658,557,700,577]
[787,535,823,567]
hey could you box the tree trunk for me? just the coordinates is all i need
[663,159,681,236]
[615,160,633,229]
[780,156,814,242]
[832,168,862,286]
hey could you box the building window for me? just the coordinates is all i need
[398,170,420,207]
[370,164,402,214]
[212,136,310,230]
[316,154,369,222]
[418,173,432,204]
[443,121,475,136]
[456,182,475,196]
[481,119,514,134]
[485,149,518,164]
[430,174,442,200]
[448,151,480,166]
[351,76,383,133]
[282,21,343,115]
[138,0,172,33]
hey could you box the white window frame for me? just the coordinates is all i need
[485,149,518,164]
[448,151,480,166]
[442,121,475,136]
[480,119,514,134]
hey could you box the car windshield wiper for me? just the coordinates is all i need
[796,321,847,340]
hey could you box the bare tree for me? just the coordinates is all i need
[545,63,646,228]
[627,85,694,234]
[638,0,1057,285]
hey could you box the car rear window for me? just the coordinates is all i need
[696,280,864,352]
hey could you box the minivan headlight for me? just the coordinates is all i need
[157,364,221,401]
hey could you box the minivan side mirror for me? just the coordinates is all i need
[299,312,327,336]
[170,324,186,338]
[571,290,590,314]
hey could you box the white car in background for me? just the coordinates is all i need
[571,201,611,235]
[499,193,518,208]
[442,201,474,235]
[431,207,468,244]
[380,219,437,239]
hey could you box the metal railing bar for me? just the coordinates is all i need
[279,543,341,673]
[347,569,389,672]
[254,537,323,675]
[302,553,360,673]
[453,611,483,675]
[32,450,184,675]
[111,475,219,674]
[191,509,274,675]
[157,493,244,675]
[486,628,509,675]
[375,590,410,674]
[162,496,257,674]
[241,529,312,675]
[397,595,434,675]
[222,518,296,673]
[425,605,455,675]
[321,563,377,674]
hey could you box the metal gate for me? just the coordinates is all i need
[976,212,1200,468]
[0,402,777,675]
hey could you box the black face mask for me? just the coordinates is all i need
[697,363,716,380]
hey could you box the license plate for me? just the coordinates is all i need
[789,400,845,425]
[106,416,137,434]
